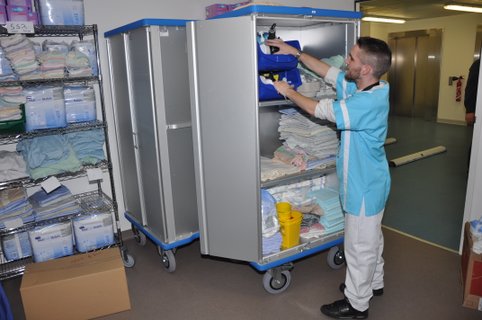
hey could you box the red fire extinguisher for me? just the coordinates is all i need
[456,77,463,102]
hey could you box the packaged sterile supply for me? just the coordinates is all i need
[24,86,66,131]
[72,213,114,252]
[2,231,32,261]
[29,221,74,262]
[38,0,84,25]
[64,85,96,123]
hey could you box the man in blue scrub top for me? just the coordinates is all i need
[267,37,392,319]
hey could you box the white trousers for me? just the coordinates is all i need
[343,205,384,312]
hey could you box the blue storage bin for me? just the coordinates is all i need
[258,40,301,72]
[259,68,302,101]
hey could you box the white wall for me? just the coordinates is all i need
[83,0,357,231]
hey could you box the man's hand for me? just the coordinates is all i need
[466,112,476,126]
[265,38,298,56]
[273,80,295,97]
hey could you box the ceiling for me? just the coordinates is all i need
[358,0,482,21]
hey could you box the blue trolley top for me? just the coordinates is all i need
[210,5,362,20]
[104,19,192,38]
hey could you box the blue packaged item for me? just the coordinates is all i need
[258,68,302,101]
[29,221,73,262]
[2,231,32,261]
[73,213,115,252]
[258,40,301,72]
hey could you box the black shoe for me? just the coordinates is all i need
[320,298,368,319]
[339,283,384,296]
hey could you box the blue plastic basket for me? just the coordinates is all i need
[258,68,302,101]
[257,40,301,72]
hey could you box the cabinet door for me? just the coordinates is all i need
[188,16,260,261]
[150,26,199,239]
[128,27,168,241]
[106,33,143,224]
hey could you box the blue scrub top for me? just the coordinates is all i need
[331,70,391,216]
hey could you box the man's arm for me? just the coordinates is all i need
[272,81,318,115]
[265,39,331,78]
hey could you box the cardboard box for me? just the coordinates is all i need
[20,247,131,320]
[462,222,482,311]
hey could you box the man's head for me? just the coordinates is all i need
[345,37,392,81]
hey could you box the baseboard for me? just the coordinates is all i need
[382,225,459,254]
[436,118,466,126]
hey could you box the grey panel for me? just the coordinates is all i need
[158,27,191,124]
[128,27,167,241]
[166,127,198,236]
[106,35,143,223]
[191,17,260,261]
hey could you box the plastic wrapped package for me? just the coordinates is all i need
[70,40,97,76]
[2,231,32,261]
[261,188,279,237]
[28,221,74,262]
[38,0,84,25]
[72,213,114,252]
[24,86,66,131]
[64,85,96,123]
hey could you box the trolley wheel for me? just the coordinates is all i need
[132,224,147,246]
[262,269,291,294]
[160,249,176,273]
[327,246,345,270]
[157,246,177,256]
[122,253,135,268]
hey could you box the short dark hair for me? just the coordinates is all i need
[357,37,392,78]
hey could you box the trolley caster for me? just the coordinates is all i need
[159,248,176,273]
[132,224,147,246]
[327,246,345,270]
[122,251,135,268]
[157,246,177,256]
[262,265,293,294]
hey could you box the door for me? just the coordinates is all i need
[389,29,442,120]
[187,16,261,261]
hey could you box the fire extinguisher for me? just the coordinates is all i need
[456,77,463,102]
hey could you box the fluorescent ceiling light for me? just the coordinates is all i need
[444,3,482,13]
[362,16,406,24]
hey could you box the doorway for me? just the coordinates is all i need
[388,29,442,121]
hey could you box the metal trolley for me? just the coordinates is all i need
[105,19,199,272]
[187,5,358,293]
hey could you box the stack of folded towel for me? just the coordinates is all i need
[0,187,34,229]
[29,185,81,222]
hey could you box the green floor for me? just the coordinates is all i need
[383,116,472,251]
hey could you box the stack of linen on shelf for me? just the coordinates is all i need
[0,150,28,181]
[38,40,68,78]
[66,128,105,165]
[16,135,82,180]
[0,34,39,80]
[309,187,344,235]
[0,48,17,81]
[261,189,282,256]
[260,156,300,182]
[71,40,98,76]
[275,108,338,170]
[66,49,92,77]
[0,86,25,122]
[29,185,81,222]
[0,187,34,229]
